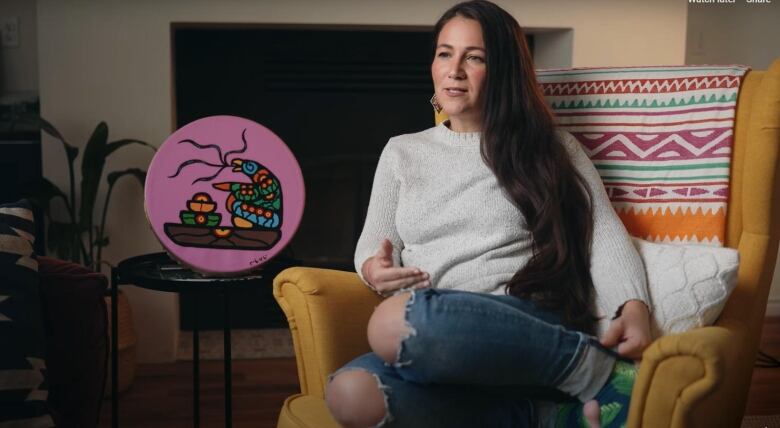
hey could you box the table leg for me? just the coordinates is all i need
[223,286,232,428]
[111,268,119,428]
[192,292,200,428]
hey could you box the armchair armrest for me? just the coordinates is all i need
[273,267,757,427]
[273,267,382,398]
[628,323,750,428]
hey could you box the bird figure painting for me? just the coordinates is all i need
[212,158,283,230]
[162,127,284,251]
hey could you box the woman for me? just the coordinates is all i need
[326,1,652,427]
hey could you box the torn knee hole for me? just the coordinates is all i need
[326,368,393,428]
[393,291,418,368]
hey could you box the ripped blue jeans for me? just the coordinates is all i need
[329,288,625,428]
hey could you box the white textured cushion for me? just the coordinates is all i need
[632,238,739,338]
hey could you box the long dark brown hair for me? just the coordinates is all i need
[433,0,599,333]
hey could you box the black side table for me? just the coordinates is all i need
[109,252,293,428]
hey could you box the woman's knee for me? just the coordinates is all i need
[326,370,388,428]
[367,292,413,364]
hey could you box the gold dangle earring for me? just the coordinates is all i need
[430,94,443,114]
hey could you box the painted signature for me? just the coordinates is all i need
[249,255,269,266]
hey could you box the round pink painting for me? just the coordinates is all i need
[145,116,305,275]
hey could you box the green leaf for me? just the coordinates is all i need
[38,116,66,142]
[599,402,622,426]
[94,236,109,248]
[107,168,147,187]
[611,361,637,395]
[38,116,79,164]
[612,376,634,396]
[105,138,156,156]
[24,177,68,210]
[79,121,109,231]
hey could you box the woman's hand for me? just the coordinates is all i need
[600,300,652,361]
[361,239,431,295]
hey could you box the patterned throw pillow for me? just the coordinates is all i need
[633,237,739,338]
[537,65,751,246]
[0,200,54,427]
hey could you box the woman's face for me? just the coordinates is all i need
[431,16,487,132]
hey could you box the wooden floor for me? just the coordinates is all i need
[745,317,780,415]
[99,318,780,427]
[99,358,299,428]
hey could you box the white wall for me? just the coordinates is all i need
[686,1,780,316]
[686,1,780,70]
[0,0,37,94]
[35,0,687,363]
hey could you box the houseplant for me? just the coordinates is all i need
[32,117,154,272]
[29,116,156,395]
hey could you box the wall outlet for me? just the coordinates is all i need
[2,16,20,48]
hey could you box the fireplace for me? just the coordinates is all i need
[172,24,533,329]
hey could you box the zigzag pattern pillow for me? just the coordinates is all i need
[537,65,751,246]
[0,200,54,427]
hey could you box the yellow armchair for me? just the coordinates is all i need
[272,58,780,428]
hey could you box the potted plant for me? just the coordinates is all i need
[28,117,155,395]
[31,118,154,272]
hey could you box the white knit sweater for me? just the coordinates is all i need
[354,122,650,336]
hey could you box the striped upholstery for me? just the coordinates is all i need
[538,65,751,245]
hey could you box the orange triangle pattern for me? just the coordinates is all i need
[617,206,726,243]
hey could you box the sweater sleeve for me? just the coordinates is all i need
[560,131,652,320]
[353,139,404,286]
